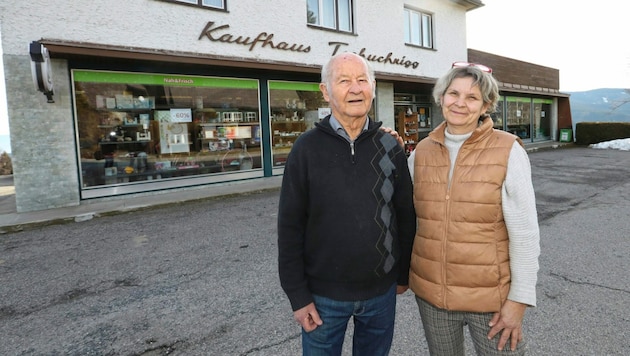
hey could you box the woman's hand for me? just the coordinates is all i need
[380,127,404,148]
[487,300,527,351]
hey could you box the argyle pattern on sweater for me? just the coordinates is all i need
[370,134,400,276]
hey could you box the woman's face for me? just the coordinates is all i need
[441,76,490,134]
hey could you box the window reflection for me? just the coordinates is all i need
[506,96,531,140]
[74,70,261,189]
[307,0,353,32]
[491,96,504,130]
[404,7,434,48]
[533,99,552,141]
[269,81,328,167]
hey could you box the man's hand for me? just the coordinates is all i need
[380,127,404,148]
[396,285,409,294]
[293,302,323,332]
[487,300,527,351]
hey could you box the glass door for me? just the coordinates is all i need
[394,93,432,141]
[533,98,552,141]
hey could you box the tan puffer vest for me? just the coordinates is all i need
[409,118,521,313]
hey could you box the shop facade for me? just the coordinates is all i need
[467,49,572,144]
[0,0,567,213]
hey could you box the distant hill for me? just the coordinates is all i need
[567,88,630,129]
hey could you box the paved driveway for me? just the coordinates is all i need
[0,175,15,215]
[0,147,628,355]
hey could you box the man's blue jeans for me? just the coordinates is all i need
[302,284,396,356]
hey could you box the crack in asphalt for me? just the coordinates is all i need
[549,272,630,294]
[132,339,183,355]
[239,332,301,355]
[0,277,142,320]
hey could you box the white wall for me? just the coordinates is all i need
[0,0,469,79]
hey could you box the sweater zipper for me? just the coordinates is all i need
[350,141,355,163]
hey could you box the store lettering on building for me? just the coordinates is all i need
[329,42,419,69]
[198,21,311,53]
[198,21,420,70]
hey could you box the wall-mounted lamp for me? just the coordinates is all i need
[29,41,54,103]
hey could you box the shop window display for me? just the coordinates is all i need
[486,96,551,142]
[74,70,261,190]
[393,93,432,150]
[491,96,505,130]
[268,81,328,168]
[506,96,532,141]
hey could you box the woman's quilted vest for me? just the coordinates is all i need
[409,118,520,312]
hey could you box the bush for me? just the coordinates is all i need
[0,151,12,175]
[575,122,630,145]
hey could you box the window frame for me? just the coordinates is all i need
[404,7,434,49]
[307,0,355,34]
[160,0,227,11]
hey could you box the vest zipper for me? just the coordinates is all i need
[442,186,451,308]
[442,149,457,308]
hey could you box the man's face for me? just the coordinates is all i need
[320,55,375,122]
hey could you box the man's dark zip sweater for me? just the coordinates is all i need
[278,116,416,311]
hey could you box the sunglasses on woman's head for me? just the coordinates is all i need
[451,61,493,74]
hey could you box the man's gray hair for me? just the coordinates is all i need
[321,52,375,92]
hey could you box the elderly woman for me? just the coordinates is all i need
[407,62,540,355]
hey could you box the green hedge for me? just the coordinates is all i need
[574,122,630,145]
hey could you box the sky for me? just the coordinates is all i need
[466,0,630,93]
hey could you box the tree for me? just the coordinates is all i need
[611,89,630,112]
[0,151,13,175]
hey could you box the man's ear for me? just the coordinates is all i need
[319,83,330,102]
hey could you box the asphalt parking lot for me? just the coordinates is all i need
[0,175,15,214]
[0,146,629,355]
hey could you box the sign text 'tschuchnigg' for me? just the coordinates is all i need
[198,21,420,70]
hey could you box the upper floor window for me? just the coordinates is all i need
[404,8,433,48]
[307,0,354,33]
[163,0,226,10]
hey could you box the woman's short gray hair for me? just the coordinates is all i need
[432,66,500,113]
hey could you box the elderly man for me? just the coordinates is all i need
[277,52,416,355]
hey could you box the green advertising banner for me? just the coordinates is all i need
[73,70,258,89]
[268,81,320,92]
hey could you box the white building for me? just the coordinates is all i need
[0,0,567,212]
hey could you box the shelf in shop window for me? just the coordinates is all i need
[99,140,152,145]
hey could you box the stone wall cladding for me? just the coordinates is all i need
[4,55,79,212]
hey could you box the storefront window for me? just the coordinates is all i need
[491,96,505,130]
[73,70,261,191]
[268,81,328,168]
[506,96,532,141]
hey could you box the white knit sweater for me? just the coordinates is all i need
[408,130,540,306]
